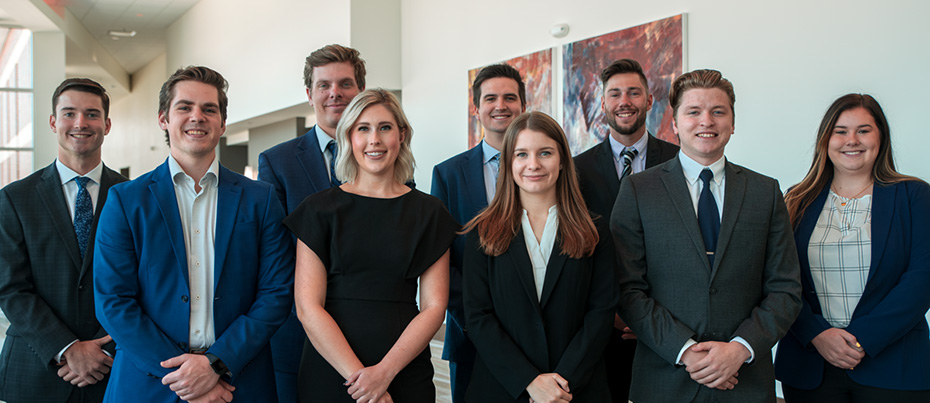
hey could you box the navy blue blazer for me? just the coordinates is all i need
[775,180,930,391]
[258,126,333,215]
[431,144,487,361]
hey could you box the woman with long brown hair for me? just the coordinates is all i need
[775,94,930,402]
[462,111,616,402]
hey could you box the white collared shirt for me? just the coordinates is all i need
[56,160,103,221]
[168,154,219,350]
[481,140,501,204]
[315,125,338,181]
[521,205,558,301]
[608,132,649,178]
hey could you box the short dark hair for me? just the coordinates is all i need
[52,78,110,118]
[303,44,367,90]
[669,69,735,121]
[471,64,526,109]
[600,59,648,91]
[158,66,229,144]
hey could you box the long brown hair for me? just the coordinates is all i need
[462,112,598,258]
[785,93,919,227]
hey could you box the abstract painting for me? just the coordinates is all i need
[562,14,684,154]
[467,48,553,149]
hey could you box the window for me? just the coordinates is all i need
[0,27,33,188]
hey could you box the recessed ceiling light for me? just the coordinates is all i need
[107,29,137,39]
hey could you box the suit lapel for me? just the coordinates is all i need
[659,157,712,273]
[539,241,568,309]
[595,140,620,196]
[79,166,121,277]
[644,133,663,169]
[296,127,331,193]
[150,162,190,287]
[867,181,892,282]
[711,162,746,279]
[463,146,489,210]
[36,164,83,270]
[213,167,241,289]
[507,231,544,315]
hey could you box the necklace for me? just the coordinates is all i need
[831,182,872,206]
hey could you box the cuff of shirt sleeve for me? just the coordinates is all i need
[56,339,79,363]
[731,336,755,363]
[676,338,697,365]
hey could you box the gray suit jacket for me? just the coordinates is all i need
[612,156,801,403]
[0,162,125,403]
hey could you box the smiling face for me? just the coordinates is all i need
[672,88,734,166]
[828,107,880,178]
[475,77,525,140]
[308,62,362,136]
[511,128,560,202]
[159,80,226,161]
[50,90,110,168]
[350,104,404,180]
[601,72,653,143]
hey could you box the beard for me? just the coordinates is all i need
[605,109,647,136]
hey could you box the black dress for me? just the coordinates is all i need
[283,187,457,403]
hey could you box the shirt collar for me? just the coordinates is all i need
[56,159,103,185]
[608,132,649,162]
[315,124,336,154]
[679,151,726,186]
[167,153,220,186]
[481,140,501,165]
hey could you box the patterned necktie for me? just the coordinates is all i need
[698,169,720,266]
[619,148,639,180]
[326,140,341,187]
[74,176,93,259]
[487,153,500,201]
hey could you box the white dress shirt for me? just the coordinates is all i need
[521,205,559,301]
[607,132,649,177]
[675,152,755,364]
[168,154,219,350]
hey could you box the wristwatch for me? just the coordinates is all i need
[205,353,232,378]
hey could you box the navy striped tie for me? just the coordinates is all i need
[619,148,638,180]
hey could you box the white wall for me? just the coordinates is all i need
[103,53,169,177]
[402,0,930,191]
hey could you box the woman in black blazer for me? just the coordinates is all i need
[462,111,617,403]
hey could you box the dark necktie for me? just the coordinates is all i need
[74,176,93,259]
[326,140,340,187]
[619,148,639,180]
[698,169,720,266]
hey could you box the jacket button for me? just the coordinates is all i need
[181,295,189,303]
[709,288,717,295]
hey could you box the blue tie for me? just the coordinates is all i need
[698,169,719,266]
[74,177,93,259]
[488,153,500,200]
[326,140,341,188]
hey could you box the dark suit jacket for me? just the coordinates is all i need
[463,220,617,402]
[775,180,930,391]
[259,126,333,214]
[93,161,294,402]
[0,162,125,403]
[431,145,487,363]
[574,133,679,219]
[613,156,802,403]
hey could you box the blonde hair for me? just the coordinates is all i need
[334,89,415,184]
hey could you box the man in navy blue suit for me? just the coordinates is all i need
[430,63,526,403]
[257,44,366,403]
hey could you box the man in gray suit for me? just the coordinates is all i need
[613,69,801,403]
[0,78,126,403]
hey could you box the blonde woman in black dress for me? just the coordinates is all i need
[284,89,456,403]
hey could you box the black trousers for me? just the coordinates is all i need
[782,364,930,403]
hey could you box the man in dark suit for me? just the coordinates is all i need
[613,69,801,403]
[256,43,366,403]
[0,78,125,403]
[573,59,678,403]
[94,66,293,402]
[431,63,526,403]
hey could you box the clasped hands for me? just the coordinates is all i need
[681,341,750,391]
[811,328,864,370]
[161,353,235,403]
[344,363,396,403]
[56,335,114,387]
[527,373,572,403]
